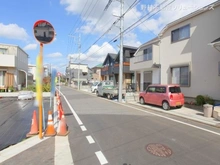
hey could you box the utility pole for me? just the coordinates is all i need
[118,0,124,102]
[77,34,81,90]
[69,34,81,90]
[69,57,72,86]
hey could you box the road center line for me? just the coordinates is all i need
[60,91,83,126]
[80,125,87,131]
[86,135,95,144]
[55,136,74,165]
[95,151,108,165]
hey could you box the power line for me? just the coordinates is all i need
[79,0,175,63]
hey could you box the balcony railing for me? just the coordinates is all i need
[132,53,152,63]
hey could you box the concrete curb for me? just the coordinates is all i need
[127,102,220,128]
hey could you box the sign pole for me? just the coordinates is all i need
[39,43,43,139]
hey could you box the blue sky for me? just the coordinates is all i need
[0,0,217,74]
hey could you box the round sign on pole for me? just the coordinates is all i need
[33,20,55,44]
[57,72,61,77]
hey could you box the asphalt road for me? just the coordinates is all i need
[60,86,220,165]
[0,97,50,151]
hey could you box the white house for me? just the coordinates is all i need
[0,43,28,90]
[130,1,220,100]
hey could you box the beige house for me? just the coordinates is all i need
[130,1,220,100]
[0,43,28,91]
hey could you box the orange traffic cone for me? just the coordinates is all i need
[57,114,69,136]
[26,110,38,137]
[44,110,56,137]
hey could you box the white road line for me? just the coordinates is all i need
[80,125,87,131]
[121,103,220,136]
[86,135,95,144]
[0,136,49,163]
[95,151,108,165]
[55,136,74,165]
[60,91,83,125]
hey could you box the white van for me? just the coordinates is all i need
[91,81,100,93]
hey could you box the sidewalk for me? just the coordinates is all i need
[127,101,220,127]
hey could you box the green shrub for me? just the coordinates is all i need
[23,84,51,92]
[204,95,214,105]
[195,95,205,106]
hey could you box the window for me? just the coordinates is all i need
[169,87,181,93]
[171,24,190,43]
[143,47,152,61]
[0,71,6,86]
[0,48,7,54]
[147,87,155,92]
[155,87,166,93]
[171,66,189,86]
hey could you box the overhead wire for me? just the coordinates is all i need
[79,0,175,63]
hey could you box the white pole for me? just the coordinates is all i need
[118,0,124,102]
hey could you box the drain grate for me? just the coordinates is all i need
[145,143,172,157]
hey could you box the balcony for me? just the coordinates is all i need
[0,54,16,67]
[130,45,159,71]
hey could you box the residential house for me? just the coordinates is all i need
[130,38,160,91]
[91,63,103,82]
[130,1,220,100]
[66,63,92,85]
[101,45,137,90]
[0,43,28,91]
[28,64,49,83]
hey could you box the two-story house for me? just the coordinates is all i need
[0,43,28,91]
[66,63,92,85]
[101,45,137,90]
[130,1,220,100]
[91,63,103,82]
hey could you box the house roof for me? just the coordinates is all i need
[209,37,220,50]
[92,63,103,68]
[159,1,220,37]
[102,53,118,65]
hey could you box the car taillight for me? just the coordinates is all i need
[170,94,173,99]
[181,93,184,98]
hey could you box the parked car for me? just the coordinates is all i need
[17,91,34,100]
[139,84,184,110]
[91,81,100,93]
[96,80,126,99]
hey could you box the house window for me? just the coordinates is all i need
[171,66,189,86]
[171,24,190,43]
[0,48,7,54]
[0,71,6,86]
[143,47,152,61]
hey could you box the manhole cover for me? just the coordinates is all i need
[145,143,172,157]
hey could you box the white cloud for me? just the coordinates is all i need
[139,0,217,34]
[46,52,63,58]
[23,44,38,51]
[0,23,29,41]
[68,42,117,64]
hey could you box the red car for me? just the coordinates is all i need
[139,84,184,110]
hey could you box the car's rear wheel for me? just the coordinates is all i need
[162,101,170,110]
[140,97,145,104]
[96,91,99,96]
